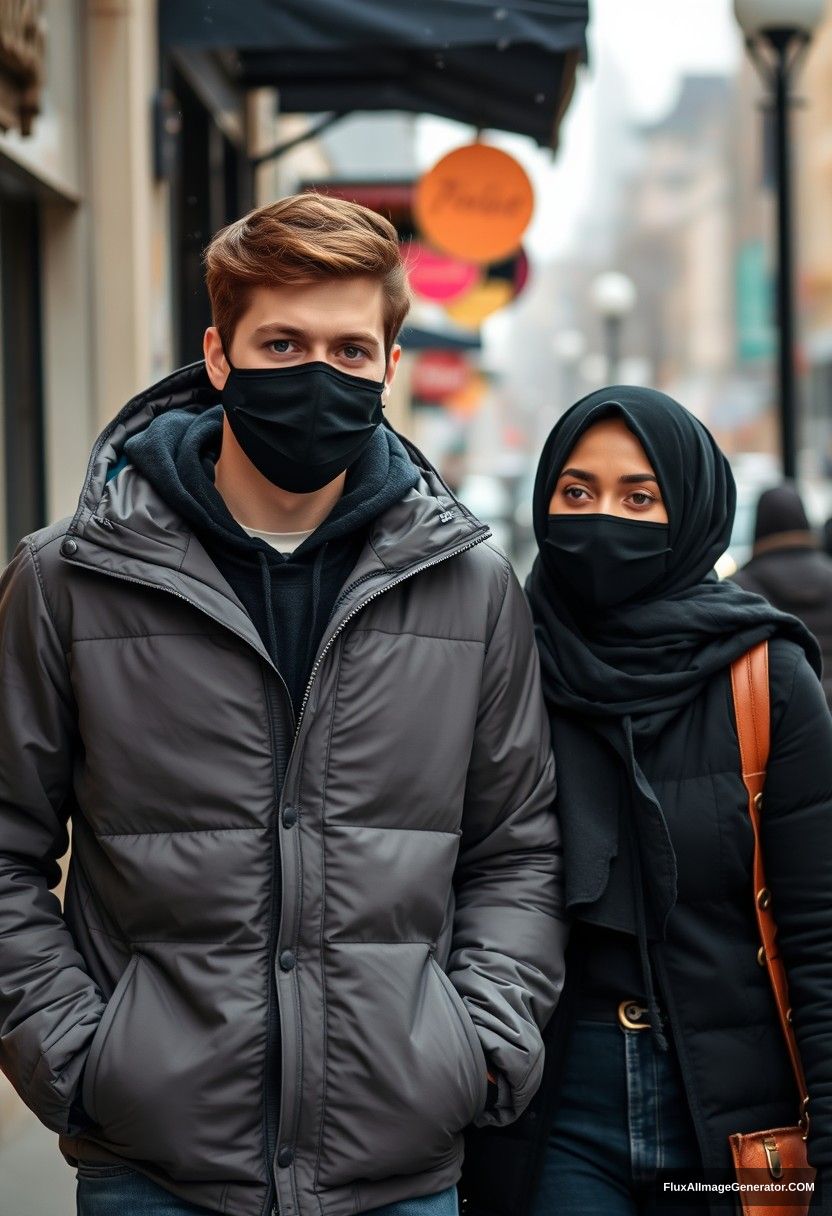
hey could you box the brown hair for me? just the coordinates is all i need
[203,193,411,357]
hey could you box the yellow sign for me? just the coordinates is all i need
[445,280,514,328]
[414,144,534,265]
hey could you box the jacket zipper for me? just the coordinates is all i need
[292,530,488,733]
[267,527,489,1216]
[262,673,294,1216]
[64,523,489,1216]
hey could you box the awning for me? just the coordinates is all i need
[160,1,588,149]
[400,324,482,352]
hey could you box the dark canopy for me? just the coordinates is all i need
[400,324,481,352]
[159,0,589,149]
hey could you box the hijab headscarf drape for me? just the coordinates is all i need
[526,386,820,1047]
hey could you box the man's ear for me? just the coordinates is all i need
[204,327,230,392]
[383,345,402,402]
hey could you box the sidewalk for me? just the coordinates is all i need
[0,1087,75,1215]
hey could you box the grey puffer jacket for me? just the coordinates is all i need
[0,363,566,1216]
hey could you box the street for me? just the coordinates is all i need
[0,1096,74,1216]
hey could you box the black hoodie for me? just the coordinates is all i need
[123,405,419,716]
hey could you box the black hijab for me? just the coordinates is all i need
[526,386,820,1046]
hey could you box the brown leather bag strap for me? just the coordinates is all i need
[730,641,810,1131]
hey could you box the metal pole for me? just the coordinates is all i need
[771,31,798,480]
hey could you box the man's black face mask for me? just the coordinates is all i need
[222,359,385,494]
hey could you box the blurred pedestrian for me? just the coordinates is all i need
[732,484,832,710]
[0,194,567,1216]
[821,515,832,560]
[460,387,832,1216]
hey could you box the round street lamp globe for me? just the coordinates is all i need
[733,0,826,37]
[591,272,637,320]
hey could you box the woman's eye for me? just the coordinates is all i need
[629,492,655,507]
[565,486,589,502]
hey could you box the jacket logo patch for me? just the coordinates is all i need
[438,510,454,523]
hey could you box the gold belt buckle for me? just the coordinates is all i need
[618,999,651,1030]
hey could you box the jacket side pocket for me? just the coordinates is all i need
[81,953,140,1124]
[429,954,488,1120]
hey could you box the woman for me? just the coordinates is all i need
[460,387,832,1216]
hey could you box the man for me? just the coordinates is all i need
[0,194,566,1216]
[732,483,832,710]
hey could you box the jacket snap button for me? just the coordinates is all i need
[279,950,296,972]
[277,1146,294,1168]
[60,538,78,557]
[282,806,298,828]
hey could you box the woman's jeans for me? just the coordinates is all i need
[75,1165,459,1216]
[532,1019,706,1216]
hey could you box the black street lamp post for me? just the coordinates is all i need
[735,0,825,481]
[591,272,637,385]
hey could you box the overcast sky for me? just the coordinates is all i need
[586,0,741,121]
[417,0,743,259]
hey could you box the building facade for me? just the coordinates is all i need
[0,0,302,567]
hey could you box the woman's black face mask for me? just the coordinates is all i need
[222,358,385,494]
[544,514,672,610]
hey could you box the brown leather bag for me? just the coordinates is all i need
[728,642,815,1216]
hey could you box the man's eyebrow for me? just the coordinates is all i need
[250,322,380,349]
[251,323,308,339]
[337,332,381,349]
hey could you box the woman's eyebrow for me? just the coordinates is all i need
[558,469,660,486]
[559,467,597,482]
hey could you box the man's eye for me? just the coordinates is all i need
[342,345,366,360]
[269,340,294,353]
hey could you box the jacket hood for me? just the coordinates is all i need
[63,363,490,663]
[753,483,811,544]
[119,403,420,566]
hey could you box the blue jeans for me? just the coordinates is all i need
[75,1164,458,1216]
[532,1019,706,1216]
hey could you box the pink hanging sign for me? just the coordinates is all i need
[405,242,481,303]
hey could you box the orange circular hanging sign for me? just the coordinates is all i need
[414,143,534,265]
